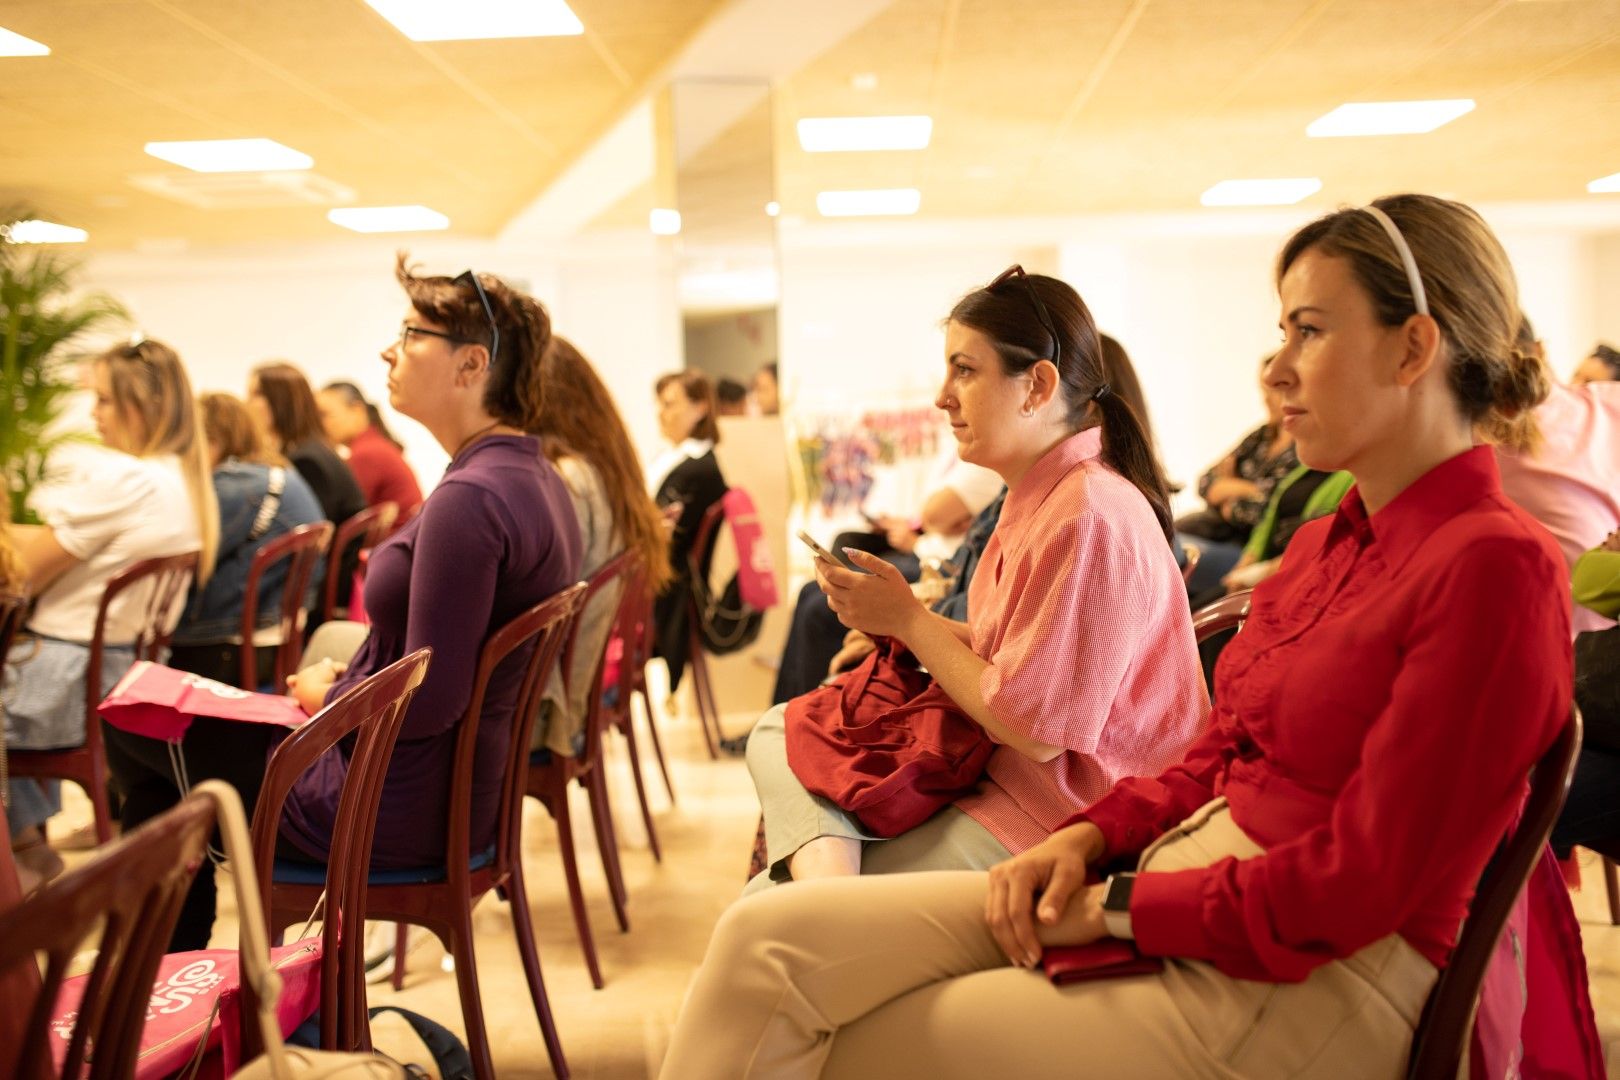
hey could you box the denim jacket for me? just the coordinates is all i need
[172,460,326,645]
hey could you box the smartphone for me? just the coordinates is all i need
[796,530,868,573]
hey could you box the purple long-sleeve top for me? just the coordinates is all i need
[278,435,581,868]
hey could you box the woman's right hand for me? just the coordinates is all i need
[984,821,1106,967]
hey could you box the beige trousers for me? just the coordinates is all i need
[743,703,1012,893]
[661,800,1437,1079]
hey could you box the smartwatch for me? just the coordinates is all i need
[1101,872,1136,940]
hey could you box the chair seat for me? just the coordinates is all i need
[271,845,496,886]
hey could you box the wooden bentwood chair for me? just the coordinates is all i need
[234,520,333,691]
[319,502,397,625]
[682,500,730,759]
[1187,590,1586,1078]
[0,786,218,1080]
[251,647,432,1057]
[10,551,198,844]
[526,550,658,990]
[277,585,586,1079]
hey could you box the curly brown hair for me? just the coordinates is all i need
[395,254,551,431]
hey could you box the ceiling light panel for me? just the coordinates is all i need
[1200,178,1322,207]
[816,188,922,217]
[327,206,449,233]
[145,139,313,173]
[798,116,933,153]
[0,26,48,56]
[4,220,86,243]
[649,208,682,235]
[1307,99,1476,137]
[1588,173,1620,194]
[364,0,583,41]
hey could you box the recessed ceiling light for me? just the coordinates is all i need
[1588,172,1620,194]
[4,220,87,244]
[851,73,878,91]
[145,138,313,173]
[798,116,933,153]
[764,201,781,217]
[1307,99,1476,137]
[0,27,49,57]
[363,0,583,41]
[649,208,682,236]
[327,205,449,233]
[815,188,922,217]
[1200,178,1322,207]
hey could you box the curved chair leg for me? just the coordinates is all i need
[504,860,571,1078]
[84,773,115,845]
[617,720,663,863]
[390,922,408,992]
[548,788,604,988]
[446,912,497,1080]
[584,769,630,931]
[1604,856,1620,926]
[685,625,720,759]
[633,689,677,805]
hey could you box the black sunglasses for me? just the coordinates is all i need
[988,264,1061,368]
[454,269,500,368]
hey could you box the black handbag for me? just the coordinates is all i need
[1173,507,1243,545]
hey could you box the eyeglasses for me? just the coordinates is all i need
[988,264,1061,368]
[455,269,500,368]
[397,324,472,352]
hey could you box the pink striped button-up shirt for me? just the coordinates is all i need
[953,427,1208,854]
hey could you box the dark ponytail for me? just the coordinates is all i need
[325,380,405,451]
[950,272,1174,546]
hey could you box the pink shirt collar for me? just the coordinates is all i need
[998,426,1104,533]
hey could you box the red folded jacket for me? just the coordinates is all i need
[784,639,994,837]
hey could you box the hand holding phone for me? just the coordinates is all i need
[797,530,869,573]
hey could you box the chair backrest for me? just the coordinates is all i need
[0,588,28,799]
[86,552,200,730]
[445,584,587,884]
[1405,706,1583,1079]
[559,550,644,768]
[1180,543,1201,585]
[237,520,334,691]
[247,646,431,1054]
[688,497,729,581]
[320,502,399,622]
[0,790,217,1080]
[1191,588,1252,645]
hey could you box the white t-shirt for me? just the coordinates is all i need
[28,449,201,645]
[914,458,1005,564]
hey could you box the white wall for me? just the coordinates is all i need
[78,232,685,488]
[72,206,1620,512]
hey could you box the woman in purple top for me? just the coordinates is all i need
[104,257,579,950]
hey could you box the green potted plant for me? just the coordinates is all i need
[1,213,127,523]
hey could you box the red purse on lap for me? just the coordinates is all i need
[784,639,994,837]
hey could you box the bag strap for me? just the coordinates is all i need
[248,467,288,542]
[189,779,294,1078]
[367,1006,474,1080]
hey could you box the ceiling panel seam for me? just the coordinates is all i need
[145,0,497,191]
[1208,0,1338,112]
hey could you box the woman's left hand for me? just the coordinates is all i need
[816,549,923,640]
[286,658,345,716]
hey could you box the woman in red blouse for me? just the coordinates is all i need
[660,194,1572,1078]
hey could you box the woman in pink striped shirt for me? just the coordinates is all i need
[743,268,1207,889]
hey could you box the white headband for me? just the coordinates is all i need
[1360,205,1429,317]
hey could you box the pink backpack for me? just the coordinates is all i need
[720,487,780,612]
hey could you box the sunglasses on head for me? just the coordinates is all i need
[988,265,1061,368]
[454,269,500,368]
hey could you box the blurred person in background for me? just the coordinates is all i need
[317,380,423,521]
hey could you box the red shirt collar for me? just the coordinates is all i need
[1330,446,1505,569]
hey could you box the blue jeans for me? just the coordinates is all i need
[1177,533,1248,596]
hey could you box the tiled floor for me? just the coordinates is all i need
[44,683,1620,1078]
